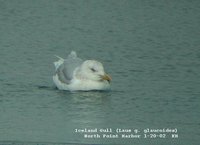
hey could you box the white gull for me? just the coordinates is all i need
[53,51,111,91]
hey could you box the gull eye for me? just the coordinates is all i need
[90,68,97,72]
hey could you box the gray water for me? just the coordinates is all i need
[0,0,200,145]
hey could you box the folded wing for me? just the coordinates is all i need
[54,51,83,84]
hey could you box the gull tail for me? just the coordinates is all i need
[55,55,64,61]
[54,55,64,70]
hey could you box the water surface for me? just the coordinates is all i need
[0,0,200,145]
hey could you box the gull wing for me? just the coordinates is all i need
[55,51,83,84]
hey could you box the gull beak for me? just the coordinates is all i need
[101,74,112,83]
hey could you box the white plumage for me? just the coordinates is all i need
[53,51,111,91]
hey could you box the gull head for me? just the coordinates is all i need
[78,60,111,83]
